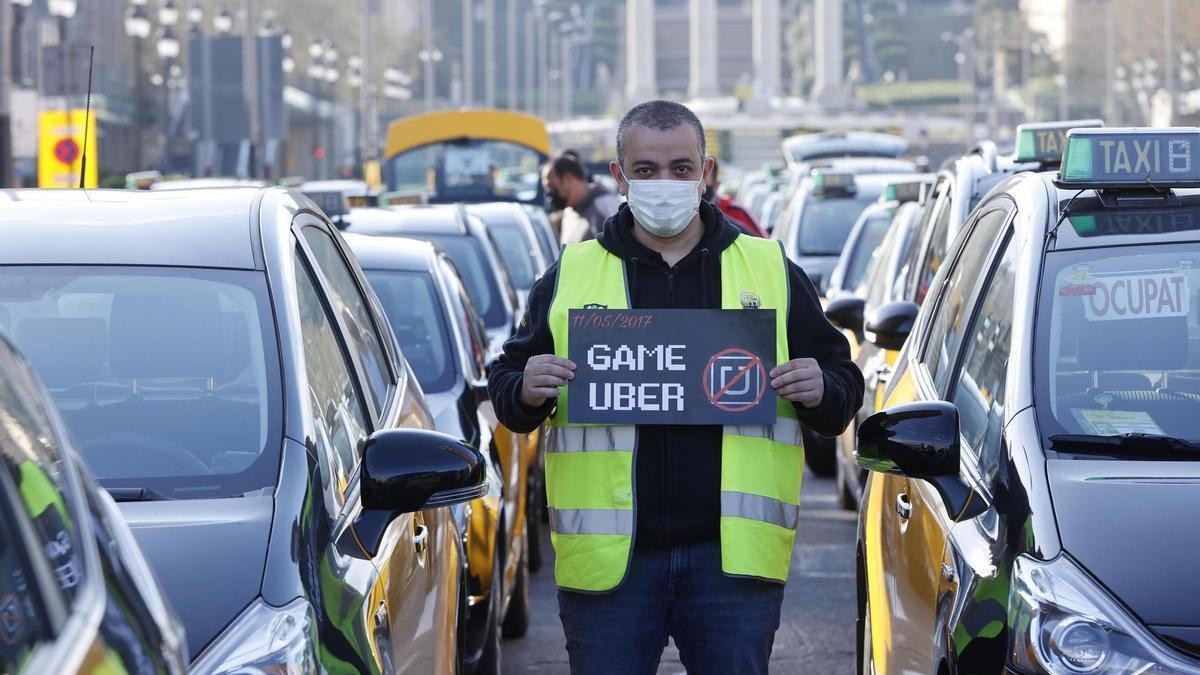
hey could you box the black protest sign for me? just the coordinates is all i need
[566,309,777,425]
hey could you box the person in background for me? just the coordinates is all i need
[542,153,623,245]
[705,159,766,238]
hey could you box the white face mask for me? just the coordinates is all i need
[620,169,701,238]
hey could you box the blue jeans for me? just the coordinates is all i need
[557,538,786,675]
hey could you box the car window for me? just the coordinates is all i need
[914,185,955,305]
[920,207,1012,392]
[363,270,456,394]
[900,178,948,303]
[844,209,894,291]
[0,266,282,500]
[485,221,539,290]
[796,194,876,256]
[423,235,508,329]
[440,259,487,381]
[300,225,393,415]
[950,234,1017,486]
[294,248,369,500]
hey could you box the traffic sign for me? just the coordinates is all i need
[38,109,97,189]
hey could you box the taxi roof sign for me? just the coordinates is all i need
[811,170,856,194]
[1057,128,1200,189]
[1014,119,1103,165]
[882,179,930,204]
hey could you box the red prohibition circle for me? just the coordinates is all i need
[701,347,767,413]
[54,138,80,165]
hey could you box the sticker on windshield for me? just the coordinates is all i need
[1072,409,1165,436]
[1076,271,1190,321]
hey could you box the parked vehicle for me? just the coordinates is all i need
[0,187,486,673]
[0,332,188,675]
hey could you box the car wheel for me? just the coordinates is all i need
[526,462,545,573]
[473,536,504,675]
[502,533,530,639]
[836,456,857,511]
[803,427,837,477]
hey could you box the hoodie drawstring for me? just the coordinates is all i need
[628,256,640,307]
[700,248,711,307]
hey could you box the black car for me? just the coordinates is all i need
[855,128,1200,674]
[346,233,541,672]
[0,187,486,673]
[466,202,551,302]
[348,204,521,361]
[0,332,187,675]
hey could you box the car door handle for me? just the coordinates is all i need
[413,524,428,554]
[896,493,913,520]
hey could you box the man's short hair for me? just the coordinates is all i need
[616,100,706,167]
[547,154,587,181]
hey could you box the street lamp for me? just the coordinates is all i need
[213,6,233,36]
[124,4,152,40]
[158,0,179,28]
[186,2,202,29]
[47,0,77,19]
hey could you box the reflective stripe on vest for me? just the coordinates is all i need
[546,236,804,591]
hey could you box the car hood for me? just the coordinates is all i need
[1048,459,1200,629]
[120,495,274,660]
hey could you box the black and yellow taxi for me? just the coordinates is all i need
[0,332,187,674]
[821,178,932,509]
[856,128,1200,674]
[0,187,486,673]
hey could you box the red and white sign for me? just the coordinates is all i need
[1082,271,1190,322]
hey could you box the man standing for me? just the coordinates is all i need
[542,153,623,245]
[489,101,863,674]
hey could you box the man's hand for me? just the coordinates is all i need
[770,358,824,409]
[520,355,576,408]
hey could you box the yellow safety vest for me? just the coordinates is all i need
[546,236,804,592]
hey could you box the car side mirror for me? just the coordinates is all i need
[344,429,487,558]
[824,296,865,336]
[856,401,985,520]
[864,301,919,351]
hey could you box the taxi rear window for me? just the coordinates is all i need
[1036,243,1200,444]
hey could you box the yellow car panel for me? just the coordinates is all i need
[384,109,551,160]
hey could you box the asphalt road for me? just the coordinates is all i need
[502,471,858,674]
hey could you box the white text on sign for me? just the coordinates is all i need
[1082,271,1190,321]
[586,344,688,412]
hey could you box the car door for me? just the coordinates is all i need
[295,219,455,674]
[868,203,1014,674]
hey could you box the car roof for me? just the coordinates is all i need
[466,201,525,226]
[343,233,439,272]
[347,204,468,236]
[300,179,372,196]
[1041,179,1200,251]
[811,157,918,175]
[149,177,267,190]
[0,187,268,269]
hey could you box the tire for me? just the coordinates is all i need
[526,464,544,574]
[836,456,858,511]
[473,539,504,675]
[803,427,837,477]
[502,534,530,638]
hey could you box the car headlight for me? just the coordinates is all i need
[190,598,318,675]
[1010,554,1200,674]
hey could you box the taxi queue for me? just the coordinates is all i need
[5,110,1200,675]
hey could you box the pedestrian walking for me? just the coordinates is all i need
[489,100,863,675]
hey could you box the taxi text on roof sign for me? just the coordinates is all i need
[882,179,929,204]
[1058,128,1200,189]
[1013,119,1103,165]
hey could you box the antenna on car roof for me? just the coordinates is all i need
[78,46,95,189]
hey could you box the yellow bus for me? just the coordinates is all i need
[383,109,550,206]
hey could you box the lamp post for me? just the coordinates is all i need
[48,0,77,114]
[213,6,233,36]
[10,0,33,85]
[156,24,180,171]
[322,44,339,176]
[125,3,152,169]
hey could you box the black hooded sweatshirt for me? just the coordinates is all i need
[487,200,864,548]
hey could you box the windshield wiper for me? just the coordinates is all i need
[1049,433,1200,456]
[106,487,173,502]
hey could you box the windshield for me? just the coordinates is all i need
[421,235,508,329]
[844,210,894,291]
[1037,244,1200,445]
[797,194,876,256]
[485,221,539,290]
[387,139,545,204]
[363,270,456,394]
[0,267,282,499]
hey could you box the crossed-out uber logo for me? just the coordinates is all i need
[703,348,767,413]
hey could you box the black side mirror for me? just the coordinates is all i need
[857,401,985,520]
[344,429,487,558]
[864,301,919,351]
[825,296,865,337]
